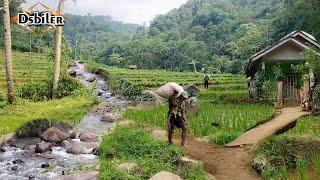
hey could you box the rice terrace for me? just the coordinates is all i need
[1,0,320,180]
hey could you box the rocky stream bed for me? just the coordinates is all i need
[0,61,129,180]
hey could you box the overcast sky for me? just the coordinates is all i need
[23,0,188,25]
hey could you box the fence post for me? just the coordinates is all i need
[303,74,310,109]
[276,80,284,108]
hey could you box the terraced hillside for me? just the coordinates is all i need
[0,50,52,94]
[88,62,247,90]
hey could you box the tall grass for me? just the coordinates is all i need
[296,156,309,180]
[124,102,274,145]
[99,126,207,179]
[285,116,320,137]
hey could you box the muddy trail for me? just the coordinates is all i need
[0,62,129,180]
[173,138,260,180]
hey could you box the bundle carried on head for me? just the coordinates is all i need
[157,82,184,99]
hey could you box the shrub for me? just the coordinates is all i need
[18,73,82,102]
[111,78,153,102]
[16,118,52,138]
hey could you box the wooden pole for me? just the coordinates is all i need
[2,0,15,104]
[276,80,284,109]
[303,74,310,109]
[52,0,64,98]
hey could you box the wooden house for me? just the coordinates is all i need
[246,31,320,107]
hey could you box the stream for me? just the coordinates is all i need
[0,61,129,180]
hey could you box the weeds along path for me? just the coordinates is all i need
[174,138,261,180]
[226,107,310,147]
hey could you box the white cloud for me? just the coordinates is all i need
[23,0,188,24]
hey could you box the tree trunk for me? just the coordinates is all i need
[3,0,15,104]
[52,0,64,98]
[193,63,197,73]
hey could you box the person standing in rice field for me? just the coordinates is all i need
[204,73,211,89]
[167,91,189,147]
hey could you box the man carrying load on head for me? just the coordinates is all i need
[167,91,189,147]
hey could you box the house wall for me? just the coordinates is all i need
[262,43,304,62]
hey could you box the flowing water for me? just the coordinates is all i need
[0,62,129,179]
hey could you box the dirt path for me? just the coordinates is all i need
[226,107,310,147]
[171,107,310,179]
[174,139,260,180]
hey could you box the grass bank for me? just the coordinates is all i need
[99,126,207,179]
[0,91,95,136]
[255,115,320,179]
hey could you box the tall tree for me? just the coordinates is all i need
[2,0,15,104]
[52,0,64,98]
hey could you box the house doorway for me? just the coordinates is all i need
[284,73,299,106]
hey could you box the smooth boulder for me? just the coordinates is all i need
[101,113,115,122]
[35,141,52,153]
[79,132,99,142]
[40,127,69,143]
[53,122,76,138]
[117,163,139,175]
[149,171,182,180]
[67,145,87,155]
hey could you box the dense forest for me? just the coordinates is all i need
[1,0,320,73]
[96,0,320,73]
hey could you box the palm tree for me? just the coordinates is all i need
[52,0,64,98]
[189,59,199,73]
[2,0,15,104]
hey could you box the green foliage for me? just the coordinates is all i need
[99,126,207,179]
[254,70,275,100]
[123,102,274,145]
[111,78,152,102]
[16,118,52,138]
[17,74,82,102]
[296,156,309,180]
[311,85,320,113]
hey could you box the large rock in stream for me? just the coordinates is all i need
[67,145,87,154]
[79,132,99,142]
[35,141,52,153]
[54,122,76,138]
[101,113,115,122]
[40,122,76,143]
[40,127,69,143]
